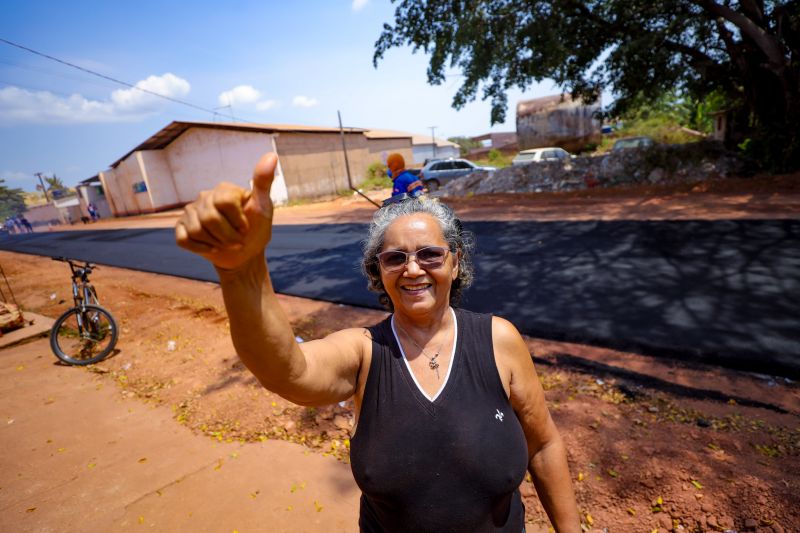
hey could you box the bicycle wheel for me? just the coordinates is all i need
[50,304,118,365]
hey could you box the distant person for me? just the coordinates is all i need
[387,153,423,199]
[175,153,580,532]
[87,202,99,221]
[19,216,33,233]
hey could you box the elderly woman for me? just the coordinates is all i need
[175,154,579,532]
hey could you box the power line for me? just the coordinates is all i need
[0,36,228,118]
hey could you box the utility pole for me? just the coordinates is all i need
[429,126,437,159]
[34,172,50,202]
[337,111,381,208]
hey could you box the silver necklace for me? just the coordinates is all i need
[395,321,448,380]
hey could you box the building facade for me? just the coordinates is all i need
[516,94,601,152]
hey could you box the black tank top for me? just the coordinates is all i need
[350,308,528,532]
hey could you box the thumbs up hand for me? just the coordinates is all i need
[175,153,279,271]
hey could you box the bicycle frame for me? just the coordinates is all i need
[54,257,99,336]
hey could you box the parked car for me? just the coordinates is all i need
[420,158,496,191]
[610,136,654,152]
[511,147,572,166]
[600,136,656,177]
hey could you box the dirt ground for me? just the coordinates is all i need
[3,172,799,531]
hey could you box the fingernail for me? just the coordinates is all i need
[226,243,243,250]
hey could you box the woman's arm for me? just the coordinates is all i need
[176,153,364,406]
[492,317,580,532]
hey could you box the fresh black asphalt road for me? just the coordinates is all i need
[2,220,799,377]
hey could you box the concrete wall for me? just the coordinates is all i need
[275,132,370,199]
[76,184,112,219]
[99,155,151,216]
[517,97,601,152]
[139,149,179,210]
[22,203,60,228]
[412,144,460,164]
[164,128,288,205]
[365,138,414,171]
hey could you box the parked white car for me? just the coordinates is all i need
[512,147,572,166]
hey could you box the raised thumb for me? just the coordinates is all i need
[251,152,278,192]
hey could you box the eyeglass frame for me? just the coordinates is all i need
[375,245,451,272]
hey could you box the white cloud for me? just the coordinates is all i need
[352,0,369,11]
[256,100,277,111]
[218,85,262,106]
[0,73,191,124]
[111,73,190,111]
[217,85,277,112]
[292,95,319,108]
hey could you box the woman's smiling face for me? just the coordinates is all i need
[379,213,459,318]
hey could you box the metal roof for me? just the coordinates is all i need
[363,129,458,148]
[110,120,368,168]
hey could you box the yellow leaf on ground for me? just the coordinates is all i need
[16,365,24,371]
[138,516,144,524]
[627,508,636,516]
[691,479,703,489]
[314,500,323,512]
[87,463,97,469]
[138,457,147,463]
[214,459,223,471]
[286,506,293,511]
[26,507,36,513]
[577,472,584,481]
[656,496,663,505]
[585,513,594,525]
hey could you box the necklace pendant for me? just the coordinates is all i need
[429,358,440,379]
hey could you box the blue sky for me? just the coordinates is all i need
[1,0,561,191]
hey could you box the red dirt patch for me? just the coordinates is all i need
[2,250,797,532]
[4,172,799,531]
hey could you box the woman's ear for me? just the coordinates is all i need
[451,249,460,280]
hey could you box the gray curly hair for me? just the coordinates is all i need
[361,198,475,311]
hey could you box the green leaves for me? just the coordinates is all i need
[374,0,800,170]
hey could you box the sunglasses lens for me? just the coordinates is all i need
[416,247,446,266]
[379,251,407,270]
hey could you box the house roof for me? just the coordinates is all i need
[110,120,368,168]
[364,129,458,148]
[78,175,100,186]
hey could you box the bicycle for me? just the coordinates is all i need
[50,257,118,365]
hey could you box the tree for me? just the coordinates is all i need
[0,179,26,220]
[374,0,800,170]
[448,135,483,155]
[45,174,66,191]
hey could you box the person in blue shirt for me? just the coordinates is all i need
[387,153,423,199]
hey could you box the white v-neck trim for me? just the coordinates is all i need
[391,307,458,402]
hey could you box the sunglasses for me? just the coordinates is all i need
[376,246,450,272]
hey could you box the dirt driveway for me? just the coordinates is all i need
[3,173,799,532]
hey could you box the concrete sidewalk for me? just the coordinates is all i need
[0,338,359,532]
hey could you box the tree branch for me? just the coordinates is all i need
[693,0,786,67]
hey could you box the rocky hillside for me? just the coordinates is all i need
[442,141,751,196]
